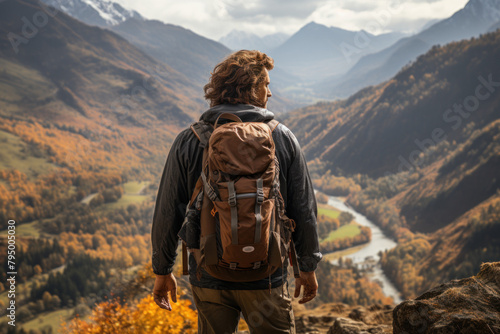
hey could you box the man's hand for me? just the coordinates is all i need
[153,273,177,311]
[294,271,318,304]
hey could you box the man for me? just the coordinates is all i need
[151,50,322,333]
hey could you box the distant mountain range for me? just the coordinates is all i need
[38,0,500,106]
[219,30,289,52]
[38,0,298,111]
[318,0,500,98]
[268,22,406,83]
[41,0,143,26]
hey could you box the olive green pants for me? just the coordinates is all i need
[191,285,295,334]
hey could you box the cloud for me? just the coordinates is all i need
[113,0,470,39]
[221,0,325,19]
[306,0,469,34]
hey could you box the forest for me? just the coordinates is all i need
[0,115,379,332]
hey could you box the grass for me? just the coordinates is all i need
[100,193,150,212]
[123,181,149,194]
[97,181,150,213]
[318,203,341,219]
[0,217,58,239]
[322,223,361,242]
[0,220,41,238]
[20,308,75,332]
[0,130,56,179]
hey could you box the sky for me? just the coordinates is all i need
[113,0,470,40]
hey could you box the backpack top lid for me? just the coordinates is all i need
[209,121,275,175]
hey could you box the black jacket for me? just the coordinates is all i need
[151,104,322,289]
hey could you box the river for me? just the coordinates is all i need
[327,196,403,303]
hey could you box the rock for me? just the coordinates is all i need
[393,262,500,334]
[294,302,393,334]
[348,306,392,327]
[327,317,391,334]
[348,307,367,321]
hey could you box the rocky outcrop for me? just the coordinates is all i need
[294,302,393,334]
[393,262,500,334]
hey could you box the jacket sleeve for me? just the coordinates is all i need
[284,129,323,272]
[151,130,191,275]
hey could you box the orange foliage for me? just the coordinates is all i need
[60,232,150,266]
[62,294,198,334]
[312,172,361,196]
[310,261,393,307]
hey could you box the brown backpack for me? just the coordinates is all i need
[180,113,300,282]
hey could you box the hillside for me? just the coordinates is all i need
[0,0,207,228]
[284,30,500,298]
[110,18,230,87]
[285,31,500,179]
[1,0,202,124]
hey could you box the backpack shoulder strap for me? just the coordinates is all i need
[266,119,279,133]
[190,121,214,148]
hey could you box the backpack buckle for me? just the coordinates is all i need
[228,193,237,207]
[211,207,217,217]
[253,261,261,269]
[256,189,264,204]
[230,262,237,270]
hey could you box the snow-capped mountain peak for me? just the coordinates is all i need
[41,0,143,27]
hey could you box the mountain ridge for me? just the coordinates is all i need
[319,0,500,98]
[269,21,405,83]
[110,17,230,88]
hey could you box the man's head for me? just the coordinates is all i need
[204,50,274,108]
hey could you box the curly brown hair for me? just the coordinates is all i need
[204,50,274,107]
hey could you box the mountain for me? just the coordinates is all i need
[219,30,289,52]
[320,0,500,98]
[285,30,500,180]
[267,22,406,84]
[0,0,202,184]
[40,0,143,27]
[40,0,230,87]
[40,1,300,109]
[1,0,200,126]
[284,30,500,298]
[417,18,442,33]
[110,18,230,87]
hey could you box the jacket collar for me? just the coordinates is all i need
[199,104,275,124]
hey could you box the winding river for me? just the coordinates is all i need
[326,196,403,304]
